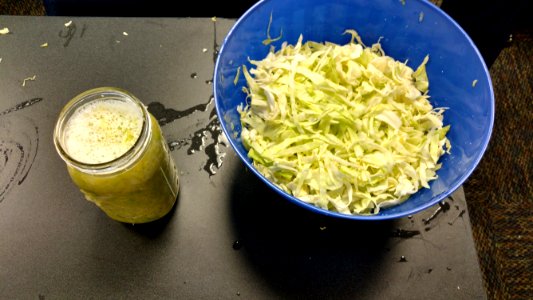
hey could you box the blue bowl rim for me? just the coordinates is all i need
[214,0,495,220]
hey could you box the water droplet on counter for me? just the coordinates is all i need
[446,267,452,271]
[233,240,242,250]
[427,268,433,274]
[399,256,407,262]
[190,73,198,79]
[236,292,241,296]
[202,48,208,53]
[205,79,213,85]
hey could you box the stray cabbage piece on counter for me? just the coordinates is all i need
[237,30,451,215]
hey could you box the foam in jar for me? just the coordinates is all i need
[63,99,144,164]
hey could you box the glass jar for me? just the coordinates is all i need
[54,87,179,224]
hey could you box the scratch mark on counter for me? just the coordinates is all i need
[0,98,43,116]
[0,99,42,203]
[144,20,167,28]
[391,228,421,238]
[212,19,220,64]
[59,22,86,47]
[448,209,466,225]
[0,118,39,203]
[59,22,77,47]
[80,24,88,38]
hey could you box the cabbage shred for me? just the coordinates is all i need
[238,31,450,215]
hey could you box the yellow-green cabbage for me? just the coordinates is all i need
[238,31,450,215]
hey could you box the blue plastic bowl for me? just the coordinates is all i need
[214,0,494,220]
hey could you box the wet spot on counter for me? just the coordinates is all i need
[151,19,226,176]
[150,98,227,176]
[422,201,450,225]
[148,99,212,126]
[191,113,226,176]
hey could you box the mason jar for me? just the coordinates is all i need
[53,87,179,224]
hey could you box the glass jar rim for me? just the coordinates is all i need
[53,87,151,174]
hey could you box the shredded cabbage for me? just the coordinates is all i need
[238,30,450,215]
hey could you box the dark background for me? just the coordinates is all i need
[39,0,532,67]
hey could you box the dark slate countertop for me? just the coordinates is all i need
[0,16,485,299]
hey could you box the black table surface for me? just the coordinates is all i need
[0,16,485,299]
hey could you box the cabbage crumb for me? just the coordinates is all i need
[22,75,37,87]
[239,30,451,215]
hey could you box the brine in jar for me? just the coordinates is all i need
[54,87,179,224]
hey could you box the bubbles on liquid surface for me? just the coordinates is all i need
[62,99,143,164]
